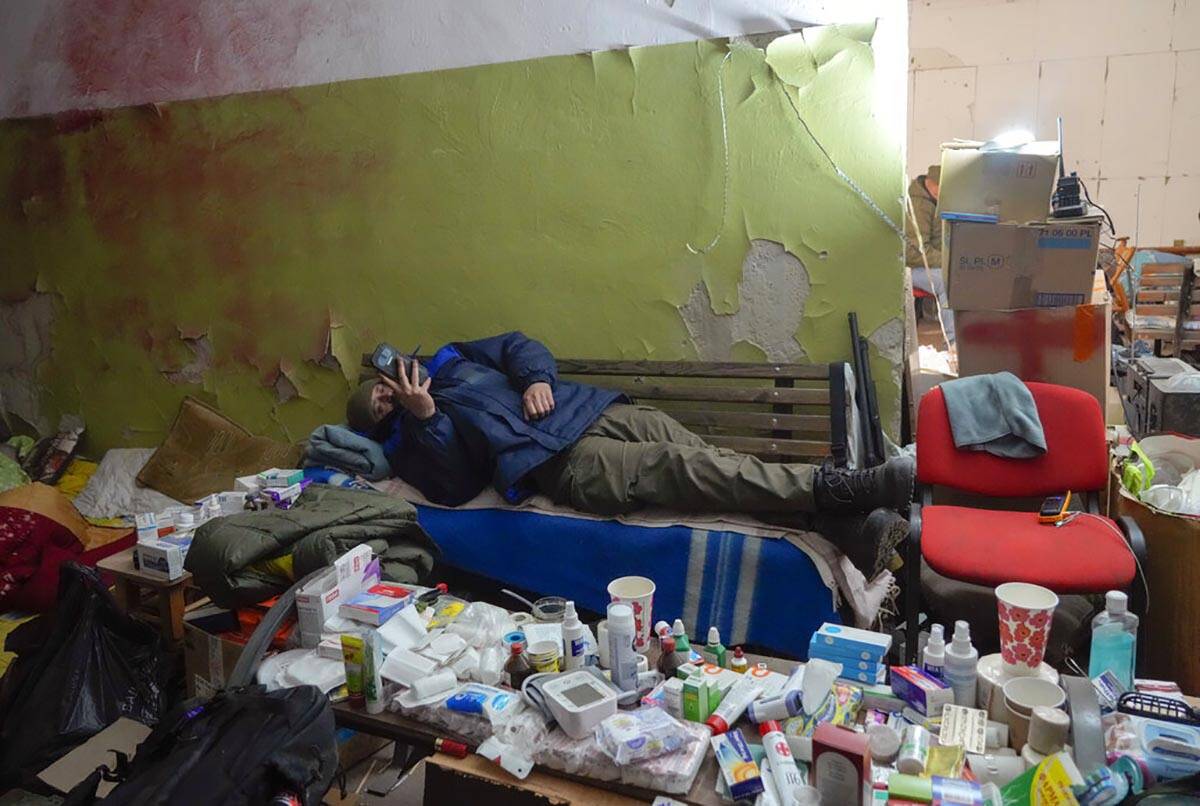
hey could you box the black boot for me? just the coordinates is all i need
[813,456,914,514]
[814,508,909,579]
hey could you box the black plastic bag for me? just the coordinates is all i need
[0,562,168,788]
[65,684,338,806]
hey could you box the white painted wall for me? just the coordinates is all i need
[1,0,896,119]
[908,0,1200,246]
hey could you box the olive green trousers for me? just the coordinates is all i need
[531,404,817,516]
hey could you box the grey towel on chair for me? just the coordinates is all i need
[940,372,1047,458]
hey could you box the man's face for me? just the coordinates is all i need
[370,381,395,423]
[926,177,939,200]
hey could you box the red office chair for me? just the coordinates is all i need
[905,382,1147,663]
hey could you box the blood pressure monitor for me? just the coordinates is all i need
[541,671,619,739]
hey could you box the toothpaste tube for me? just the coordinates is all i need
[710,729,765,801]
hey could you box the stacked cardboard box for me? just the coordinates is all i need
[938,143,1110,408]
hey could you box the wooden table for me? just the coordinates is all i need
[96,546,193,643]
[334,651,793,805]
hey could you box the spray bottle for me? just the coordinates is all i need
[921,624,946,682]
[561,601,587,671]
[944,620,979,707]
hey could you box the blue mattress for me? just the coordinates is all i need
[415,504,838,659]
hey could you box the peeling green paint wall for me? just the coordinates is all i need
[0,28,906,452]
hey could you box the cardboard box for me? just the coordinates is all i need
[134,533,193,581]
[183,620,246,698]
[938,143,1059,224]
[955,270,1112,408]
[945,219,1100,310]
[294,544,375,645]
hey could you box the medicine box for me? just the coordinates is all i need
[890,665,954,717]
[134,534,193,581]
[682,673,719,722]
[295,544,375,645]
[338,583,415,626]
[257,468,304,488]
[234,474,262,494]
[811,624,892,660]
[812,723,870,806]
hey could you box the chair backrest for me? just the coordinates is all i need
[1131,261,1199,348]
[916,381,1108,497]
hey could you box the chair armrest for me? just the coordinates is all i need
[1116,515,1149,617]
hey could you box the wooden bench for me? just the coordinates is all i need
[1127,260,1199,356]
[557,359,834,462]
[360,355,839,463]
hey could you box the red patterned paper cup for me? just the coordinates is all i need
[607,576,656,650]
[995,582,1058,675]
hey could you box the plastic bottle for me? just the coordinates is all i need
[607,603,639,691]
[922,624,946,681]
[1088,590,1138,689]
[658,636,682,678]
[504,642,534,689]
[944,620,979,707]
[730,646,749,674]
[561,601,587,671]
[705,626,728,668]
[671,618,691,657]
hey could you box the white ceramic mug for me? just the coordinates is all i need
[608,576,656,650]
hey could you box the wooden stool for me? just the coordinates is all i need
[96,546,193,643]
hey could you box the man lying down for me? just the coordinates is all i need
[346,331,914,578]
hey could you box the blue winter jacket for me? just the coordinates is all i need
[380,332,624,506]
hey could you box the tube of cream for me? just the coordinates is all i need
[706,676,764,734]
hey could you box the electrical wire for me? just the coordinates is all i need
[1077,177,1116,235]
[1056,511,1150,614]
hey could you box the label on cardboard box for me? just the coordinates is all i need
[946,219,1100,311]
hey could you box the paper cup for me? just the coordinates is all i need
[1002,677,1065,750]
[995,582,1058,675]
[608,576,656,651]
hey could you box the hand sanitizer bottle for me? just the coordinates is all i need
[944,620,978,707]
[1088,591,1138,689]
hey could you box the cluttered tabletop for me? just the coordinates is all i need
[256,549,1195,805]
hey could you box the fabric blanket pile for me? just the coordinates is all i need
[184,485,439,609]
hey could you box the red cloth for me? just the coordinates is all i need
[921,506,1135,592]
[916,382,1108,497]
[0,506,133,612]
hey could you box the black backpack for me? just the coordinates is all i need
[65,684,339,806]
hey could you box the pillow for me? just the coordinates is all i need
[137,397,303,502]
[73,448,182,520]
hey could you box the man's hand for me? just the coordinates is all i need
[523,382,555,420]
[379,358,436,420]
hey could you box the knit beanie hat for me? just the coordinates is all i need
[346,380,379,434]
